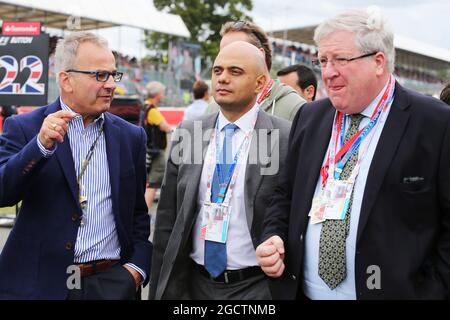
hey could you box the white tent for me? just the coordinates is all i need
[0,0,190,38]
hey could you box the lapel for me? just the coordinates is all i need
[183,113,218,223]
[356,82,411,243]
[103,113,121,221]
[244,111,274,231]
[297,104,335,231]
[45,100,79,205]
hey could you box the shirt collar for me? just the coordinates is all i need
[59,97,105,126]
[217,102,259,134]
[358,77,390,118]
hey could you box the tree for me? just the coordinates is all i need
[145,0,253,70]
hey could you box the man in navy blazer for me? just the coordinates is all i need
[256,9,450,299]
[0,32,152,299]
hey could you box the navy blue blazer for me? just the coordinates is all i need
[261,83,450,299]
[0,99,152,299]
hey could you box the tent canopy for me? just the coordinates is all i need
[0,0,190,38]
[269,25,450,63]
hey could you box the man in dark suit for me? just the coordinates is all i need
[149,41,290,299]
[0,32,152,299]
[256,8,450,300]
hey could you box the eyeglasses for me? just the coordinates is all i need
[65,69,123,82]
[231,20,264,49]
[233,20,247,28]
[312,52,377,68]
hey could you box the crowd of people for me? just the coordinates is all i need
[1,7,450,301]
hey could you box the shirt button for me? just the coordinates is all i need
[300,234,303,242]
[65,242,73,250]
[291,275,296,280]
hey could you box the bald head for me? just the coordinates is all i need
[212,41,268,119]
[216,41,267,76]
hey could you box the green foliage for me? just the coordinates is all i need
[145,0,253,69]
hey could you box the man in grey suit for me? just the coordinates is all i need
[149,41,291,300]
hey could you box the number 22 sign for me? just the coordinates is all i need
[0,55,44,94]
[0,34,48,106]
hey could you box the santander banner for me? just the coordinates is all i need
[2,22,41,36]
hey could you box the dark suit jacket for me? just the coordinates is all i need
[261,83,450,299]
[0,99,152,299]
[149,111,291,299]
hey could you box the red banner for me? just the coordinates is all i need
[2,22,41,36]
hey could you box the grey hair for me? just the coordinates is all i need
[54,31,109,75]
[146,81,166,98]
[313,7,395,73]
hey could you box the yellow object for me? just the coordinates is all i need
[114,86,126,96]
[147,108,165,126]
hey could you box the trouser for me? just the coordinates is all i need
[67,263,140,300]
[190,263,272,300]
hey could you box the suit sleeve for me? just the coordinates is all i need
[435,117,450,292]
[261,106,304,244]
[128,127,153,285]
[148,126,181,299]
[0,116,49,206]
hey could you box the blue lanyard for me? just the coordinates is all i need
[334,96,391,180]
[215,163,236,204]
[214,124,242,204]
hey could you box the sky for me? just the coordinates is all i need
[97,0,450,59]
[252,0,450,51]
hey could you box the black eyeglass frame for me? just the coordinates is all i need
[65,69,123,82]
[312,52,378,68]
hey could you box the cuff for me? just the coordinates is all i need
[125,263,147,285]
[37,137,57,158]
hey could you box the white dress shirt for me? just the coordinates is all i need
[303,79,393,300]
[190,104,260,269]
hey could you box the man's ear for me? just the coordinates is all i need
[304,85,315,101]
[255,74,267,93]
[374,52,386,76]
[59,72,73,94]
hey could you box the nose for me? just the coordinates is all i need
[321,62,339,81]
[216,71,229,84]
[103,74,116,90]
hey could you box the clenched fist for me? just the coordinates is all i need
[255,235,286,278]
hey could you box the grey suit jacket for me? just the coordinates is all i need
[149,111,291,299]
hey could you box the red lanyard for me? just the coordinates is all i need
[257,79,274,105]
[320,76,394,187]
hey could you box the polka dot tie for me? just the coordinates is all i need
[318,113,364,289]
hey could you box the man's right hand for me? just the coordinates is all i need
[38,110,76,150]
[256,235,285,278]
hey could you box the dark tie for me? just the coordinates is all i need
[204,123,238,278]
[318,113,364,289]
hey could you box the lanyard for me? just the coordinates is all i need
[204,110,259,206]
[321,75,395,186]
[257,79,274,105]
[77,122,104,196]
